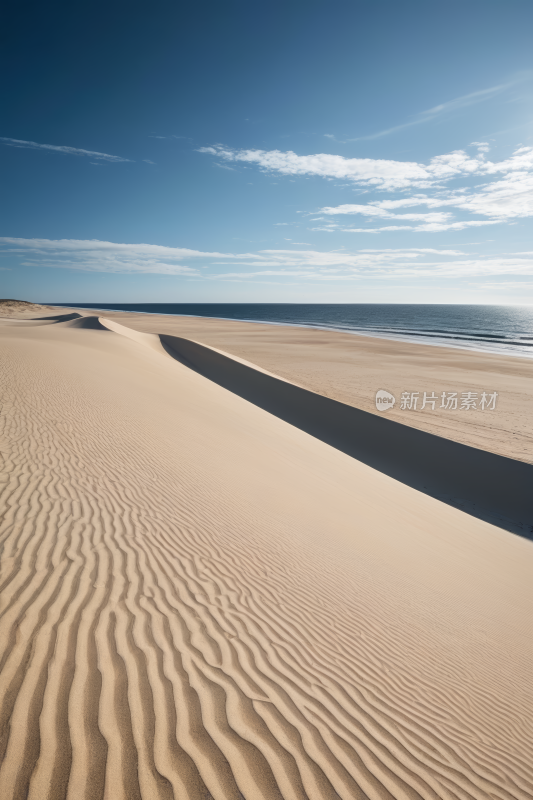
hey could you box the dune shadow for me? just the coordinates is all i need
[56,316,111,330]
[29,312,84,323]
[0,313,85,327]
[26,313,111,330]
[161,334,533,540]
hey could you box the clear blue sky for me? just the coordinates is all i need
[1,0,532,304]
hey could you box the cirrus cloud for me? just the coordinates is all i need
[0,238,220,274]
[0,137,132,163]
[1,238,533,285]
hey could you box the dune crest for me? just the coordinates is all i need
[0,318,532,800]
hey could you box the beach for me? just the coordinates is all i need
[1,306,532,800]
[57,306,533,463]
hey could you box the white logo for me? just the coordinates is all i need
[375,389,396,412]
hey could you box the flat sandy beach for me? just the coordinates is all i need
[1,306,532,800]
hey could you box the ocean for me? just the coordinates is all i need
[54,303,533,359]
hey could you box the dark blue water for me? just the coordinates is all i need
[54,303,533,358]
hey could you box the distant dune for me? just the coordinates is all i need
[0,299,56,317]
[1,312,532,800]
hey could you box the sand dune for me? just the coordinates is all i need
[1,314,532,800]
[60,308,533,464]
[157,333,533,537]
[0,300,56,317]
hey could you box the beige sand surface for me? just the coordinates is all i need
[1,314,532,800]
[52,307,533,464]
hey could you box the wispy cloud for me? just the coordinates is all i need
[326,75,532,143]
[311,220,499,233]
[349,82,514,141]
[316,205,453,223]
[0,137,132,162]
[199,145,431,189]
[0,238,225,274]
[470,280,533,289]
[2,238,533,282]
[198,143,533,192]
[209,253,533,281]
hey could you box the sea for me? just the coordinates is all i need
[54,303,533,359]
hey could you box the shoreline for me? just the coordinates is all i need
[48,304,533,361]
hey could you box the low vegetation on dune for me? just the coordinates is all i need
[0,299,55,316]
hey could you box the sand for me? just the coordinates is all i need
[0,311,532,800]
[54,307,533,464]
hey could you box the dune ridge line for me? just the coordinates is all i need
[97,314,532,537]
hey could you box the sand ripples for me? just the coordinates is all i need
[0,323,532,800]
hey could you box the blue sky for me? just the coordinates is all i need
[1,0,533,304]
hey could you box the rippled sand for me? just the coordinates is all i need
[1,314,532,800]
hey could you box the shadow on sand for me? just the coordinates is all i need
[161,334,533,540]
